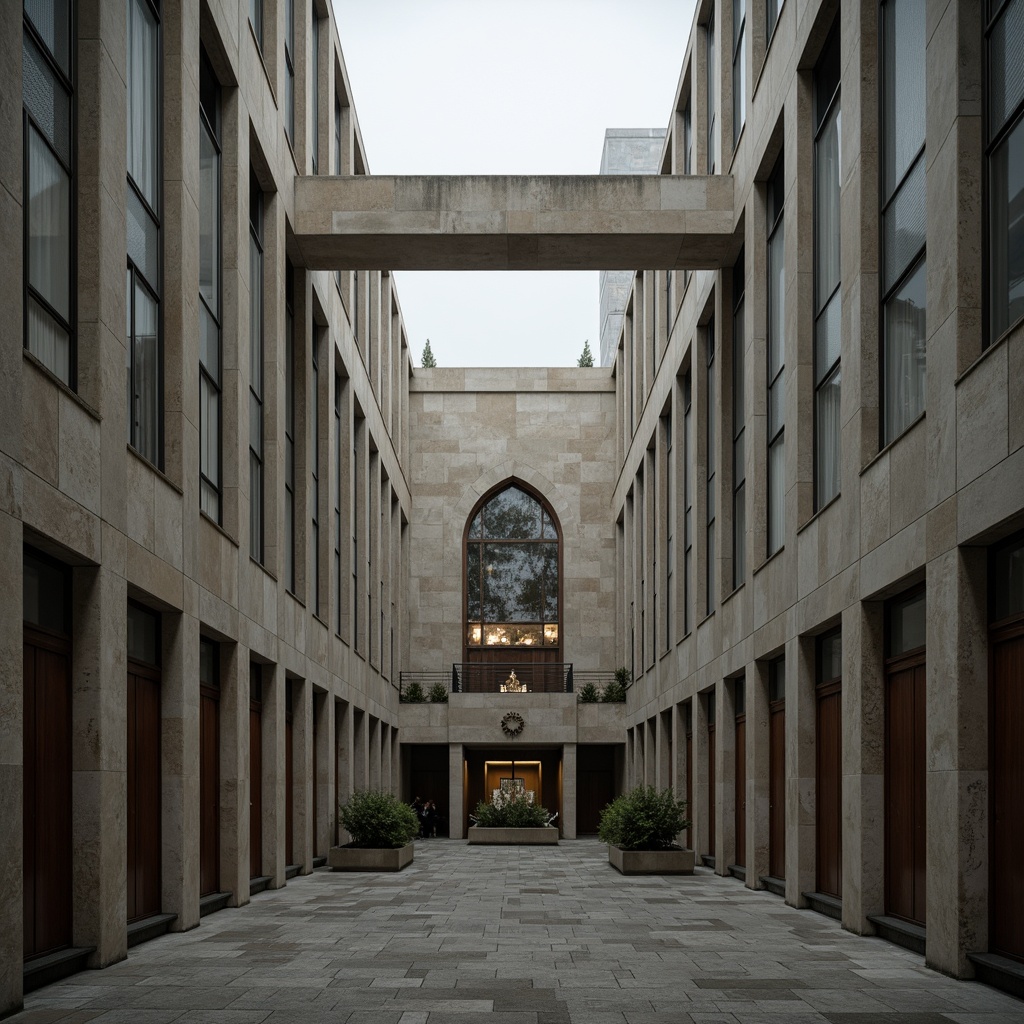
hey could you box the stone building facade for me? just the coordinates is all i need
[2,0,1024,1017]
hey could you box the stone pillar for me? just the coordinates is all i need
[162,610,200,931]
[562,744,577,839]
[842,602,885,934]
[353,708,368,791]
[786,635,817,908]
[717,679,736,875]
[72,561,127,968]
[380,724,392,793]
[369,715,381,790]
[693,695,711,859]
[335,700,353,845]
[672,703,686,801]
[293,677,313,873]
[315,690,332,856]
[747,659,770,888]
[219,643,248,906]
[261,663,285,888]
[449,744,465,839]
[926,547,987,977]
[391,725,401,796]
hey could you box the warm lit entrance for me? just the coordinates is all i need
[463,747,562,834]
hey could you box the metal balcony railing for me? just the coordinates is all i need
[399,667,621,699]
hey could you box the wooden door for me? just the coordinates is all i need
[707,721,716,858]
[734,713,746,868]
[249,699,263,879]
[768,700,786,879]
[816,682,842,898]
[991,623,1024,961]
[23,628,73,960]
[199,687,220,895]
[127,663,162,922]
[885,656,927,925]
[285,709,294,866]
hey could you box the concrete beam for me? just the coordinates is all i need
[293,174,737,271]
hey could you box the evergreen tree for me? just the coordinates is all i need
[421,339,437,368]
[577,339,594,367]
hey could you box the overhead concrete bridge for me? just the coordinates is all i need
[293,174,737,271]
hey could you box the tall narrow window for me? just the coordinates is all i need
[732,253,746,588]
[353,411,363,652]
[249,0,262,49]
[707,11,717,174]
[683,99,693,174]
[706,318,716,616]
[814,27,842,507]
[311,6,319,174]
[248,172,264,562]
[284,0,295,145]
[334,374,343,635]
[766,155,785,555]
[986,0,1024,342]
[199,49,222,522]
[285,262,296,592]
[126,0,161,466]
[24,0,75,384]
[881,0,926,444]
[334,96,342,291]
[767,0,783,43]
[311,329,320,616]
[664,412,673,646]
[733,0,746,146]
[683,372,693,634]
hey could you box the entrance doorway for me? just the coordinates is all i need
[577,745,617,834]
[462,747,562,834]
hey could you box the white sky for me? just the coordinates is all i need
[330,0,698,368]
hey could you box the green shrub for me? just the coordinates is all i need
[338,790,420,848]
[401,681,426,703]
[601,671,628,702]
[597,786,690,850]
[427,681,449,703]
[473,789,550,828]
[577,682,600,703]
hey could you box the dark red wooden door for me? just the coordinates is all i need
[734,715,746,868]
[127,664,162,922]
[885,657,927,925]
[199,688,220,896]
[707,722,716,858]
[250,701,263,878]
[816,682,842,898]
[23,629,73,960]
[285,711,294,865]
[768,701,786,879]
[992,624,1024,961]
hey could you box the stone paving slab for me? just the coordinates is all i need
[10,841,1024,1024]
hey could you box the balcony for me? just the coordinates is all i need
[399,665,616,698]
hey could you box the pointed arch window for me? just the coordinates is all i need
[465,484,560,651]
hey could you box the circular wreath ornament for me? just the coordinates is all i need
[500,711,525,738]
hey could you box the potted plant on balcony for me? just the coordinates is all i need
[328,790,420,871]
[467,788,559,845]
[599,786,693,874]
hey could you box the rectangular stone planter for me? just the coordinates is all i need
[608,845,695,875]
[328,842,414,871]
[467,826,559,845]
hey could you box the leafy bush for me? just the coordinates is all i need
[473,789,550,828]
[338,790,420,848]
[577,682,600,703]
[401,681,426,703]
[601,669,628,702]
[597,786,690,850]
[427,681,449,703]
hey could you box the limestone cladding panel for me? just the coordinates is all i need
[448,695,577,745]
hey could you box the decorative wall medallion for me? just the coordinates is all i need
[500,711,525,737]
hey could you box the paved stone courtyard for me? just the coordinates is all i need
[12,840,1023,1024]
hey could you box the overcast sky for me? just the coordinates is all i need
[330,0,698,368]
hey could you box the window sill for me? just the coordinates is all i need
[859,412,926,478]
[797,493,841,536]
[697,610,716,628]
[127,444,183,494]
[249,22,278,109]
[722,581,745,606]
[752,3,786,104]
[285,588,305,610]
[24,350,100,421]
[752,544,785,577]
[956,322,1017,387]
[199,511,238,548]
[249,556,277,582]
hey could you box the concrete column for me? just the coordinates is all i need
[314,690,332,856]
[335,700,353,845]
[162,610,200,931]
[694,695,711,859]
[747,659,770,888]
[353,708,368,792]
[261,664,285,888]
[380,724,392,793]
[786,635,817,908]
[717,679,735,875]
[842,602,885,934]
[646,717,656,786]
[671,703,685,801]
[926,547,987,977]
[449,744,465,839]
[0,514,22,1018]
[391,725,401,796]
[219,643,248,906]
[72,561,127,968]
[293,677,313,873]
[369,715,381,790]
[562,744,577,839]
